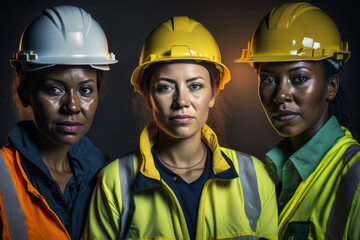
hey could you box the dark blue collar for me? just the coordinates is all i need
[133,149,239,192]
[8,121,109,181]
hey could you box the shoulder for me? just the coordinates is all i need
[99,150,140,188]
[220,147,274,195]
[220,147,270,177]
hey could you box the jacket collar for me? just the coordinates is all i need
[265,116,345,181]
[134,120,235,191]
[8,121,108,179]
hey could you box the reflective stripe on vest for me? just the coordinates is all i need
[219,235,258,240]
[0,153,28,240]
[236,151,261,232]
[118,153,135,240]
[325,144,360,239]
[118,151,261,238]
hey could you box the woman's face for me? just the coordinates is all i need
[25,66,99,146]
[147,63,215,139]
[257,61,335,139]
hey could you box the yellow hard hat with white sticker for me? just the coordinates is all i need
[235,2,350,66]
[131,16,230,95]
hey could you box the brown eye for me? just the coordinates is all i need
[293,75,309,84]
[80,86,94,96]
[47,86,63,95]
[189,83,203,90]
[260,76,277,85]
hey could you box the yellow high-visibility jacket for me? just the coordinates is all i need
[83,121,278,240]
[277,126,360,239]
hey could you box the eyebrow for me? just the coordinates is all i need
[157,76,205,83]
[259,66,311,74]
[44,78,96,86]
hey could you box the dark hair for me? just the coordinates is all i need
[319,58,354,132]
[12,65,104,121]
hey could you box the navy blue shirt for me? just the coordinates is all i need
[8,121,109,240]
[152,146,212,240]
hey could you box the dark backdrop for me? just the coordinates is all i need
[1,0,359,160]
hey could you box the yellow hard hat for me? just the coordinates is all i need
[131,16,230,95]
[235,2,350,66]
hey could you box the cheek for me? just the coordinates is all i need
[82,98,98,115]
[151,95,171,115]
[258,87,273,108]
[32,95,61,117]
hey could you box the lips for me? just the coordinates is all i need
[273,110,300,122]
[169,115,194,123]
[56,121,83,133]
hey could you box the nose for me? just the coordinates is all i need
[172,86,190,109]
[62,90,81,113]
[274,79,293,104]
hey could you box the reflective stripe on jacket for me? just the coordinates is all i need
[83,121,278,240]
[279,127,360,239]
[0,146,70,240]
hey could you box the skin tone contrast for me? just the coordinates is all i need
[257,61,339,151]
[20,65,98,192]
[145,63,215,183]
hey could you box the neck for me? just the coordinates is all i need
[34,132,72,173]
[291,111,329,152]
[156,130,206,168]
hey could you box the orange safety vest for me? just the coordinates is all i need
[0,145,71,240]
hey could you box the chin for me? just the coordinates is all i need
[53,134,83,146]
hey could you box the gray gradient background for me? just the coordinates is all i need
[1,0,359,160]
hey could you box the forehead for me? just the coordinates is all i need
[152,63,210,79]
[257,61,323,74]
[27,65,97,83]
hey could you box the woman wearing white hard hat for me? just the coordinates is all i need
[0,5,116,240]
[83,16,278,240]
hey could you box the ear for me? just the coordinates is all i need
[326,74,339,101]
[209,95,216,108]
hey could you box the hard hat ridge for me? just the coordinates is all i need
[235,2,351,66]
[131,16,231,95]
[11,5,117,71]
[42,5,93,41]
[268,2,320,29]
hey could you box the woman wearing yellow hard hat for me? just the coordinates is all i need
[83,16,278,240]
[236,2,360,239]
[0,5,117,240]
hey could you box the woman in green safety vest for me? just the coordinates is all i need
[236,2,360,239]
[83,16,278,240]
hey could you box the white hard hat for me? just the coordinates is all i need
[10,5,117,71]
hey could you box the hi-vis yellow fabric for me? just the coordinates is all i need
[278,126,360,239]
[82,121,278,240]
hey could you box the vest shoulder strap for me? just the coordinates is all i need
[235,151,261,232]
[117,152,137,240]
[0,151,28,240]
[325,144,360,239]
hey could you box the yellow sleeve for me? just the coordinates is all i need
[348,183,360,240]
[82,159,122,240]
[253,156,279,240]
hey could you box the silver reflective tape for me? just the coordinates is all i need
[236,152,261,232]
[220,235,258,240]
[0,153,28,240]
[325,145,360,240]
[345,144,360,164]
[118,154,135,240]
